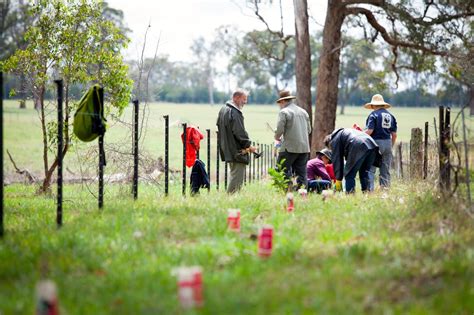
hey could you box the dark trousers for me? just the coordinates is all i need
[277,151,309,189]
[345,149,376,193]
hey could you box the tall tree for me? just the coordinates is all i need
[2,0,132,192]
[311,0,474,151]
[293,0,312,120]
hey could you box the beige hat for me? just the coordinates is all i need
[364,94,391,109]
[276,90,296,103]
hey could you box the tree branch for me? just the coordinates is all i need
[7,150,37,183]
[250,0,292,61]
[342,0,383,6]
[345,6,449,56]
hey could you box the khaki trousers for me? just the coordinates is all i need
[227,162,246,194]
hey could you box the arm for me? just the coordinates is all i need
[365,114,375,136]
[391,132,397,147]
[274,111,286,141]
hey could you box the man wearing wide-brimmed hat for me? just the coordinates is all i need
[274,90,312,190]
[364,94,397,190]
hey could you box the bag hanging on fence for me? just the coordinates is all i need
[73,85,107,142]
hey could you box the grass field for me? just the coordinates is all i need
[1,181,473,314]
[4,99,471,180]
[2,99,474,313]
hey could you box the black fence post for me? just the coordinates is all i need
[444,107,451,190]
[55,80,64,227]
[182,123,187,196]
[206,129,211,191]
[224,162,228,191]
[164,115,169,196]
[0,72,3,237]
[252,141,256,181]
[439,106,445,190]
[216,131,220,191]
[196,127,200,160]
[248,145,252,184]
[98,87,105,209]
[424,122,429,179]
[132,99,139,200]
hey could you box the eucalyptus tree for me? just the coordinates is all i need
[311,0,473,150]
[2,0,132,192]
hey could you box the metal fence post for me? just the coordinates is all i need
[252,141,256,181]
[444,107,451,190]
[182,123,187,196]
[206,129,211,191]
[98,87,105,209]
[163,115,169,196]
[216,131,220,190]
[55,80,63,227]
[224,162,228,190]
[424,122,428,179]
[132,99,139,200]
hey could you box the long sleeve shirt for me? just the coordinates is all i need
[274,102,311,153]
[307,157,331,181]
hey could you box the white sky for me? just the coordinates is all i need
[106,0,327,62]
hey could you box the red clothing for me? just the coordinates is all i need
[325,164,336,182]
[181,126,204,167]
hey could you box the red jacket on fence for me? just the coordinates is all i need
[181,126,204,167]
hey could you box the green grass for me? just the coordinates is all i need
[4,100,469,178]
[1,181,473,314]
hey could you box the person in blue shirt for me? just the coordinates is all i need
[364,94,397,190]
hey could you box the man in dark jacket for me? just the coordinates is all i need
[324,128,379,193]
[217,89,256,193]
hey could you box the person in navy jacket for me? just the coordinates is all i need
[363,94,397,190]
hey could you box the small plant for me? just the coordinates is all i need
[268,159,290,192]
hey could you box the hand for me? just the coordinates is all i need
[335,180,343,192]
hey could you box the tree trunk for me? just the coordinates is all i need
[311,0,345,156]
[293,0,312,124]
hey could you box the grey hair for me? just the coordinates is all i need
[233,88,249,99]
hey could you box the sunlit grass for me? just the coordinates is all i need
[1,180,473,314]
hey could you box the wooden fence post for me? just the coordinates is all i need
[398,142,403,179]
[410,128,423,180]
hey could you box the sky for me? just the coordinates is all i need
[106,0,328,62]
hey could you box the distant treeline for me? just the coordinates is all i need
[2,74,468,107]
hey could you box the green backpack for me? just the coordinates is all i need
[73,85,107,142]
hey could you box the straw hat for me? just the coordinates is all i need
[363,94,391,109]
[316,148,332,163]
[276,90,296,103]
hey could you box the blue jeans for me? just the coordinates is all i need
[345,149,376,193]
[308,180,332,193]
[368,139,393,190]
